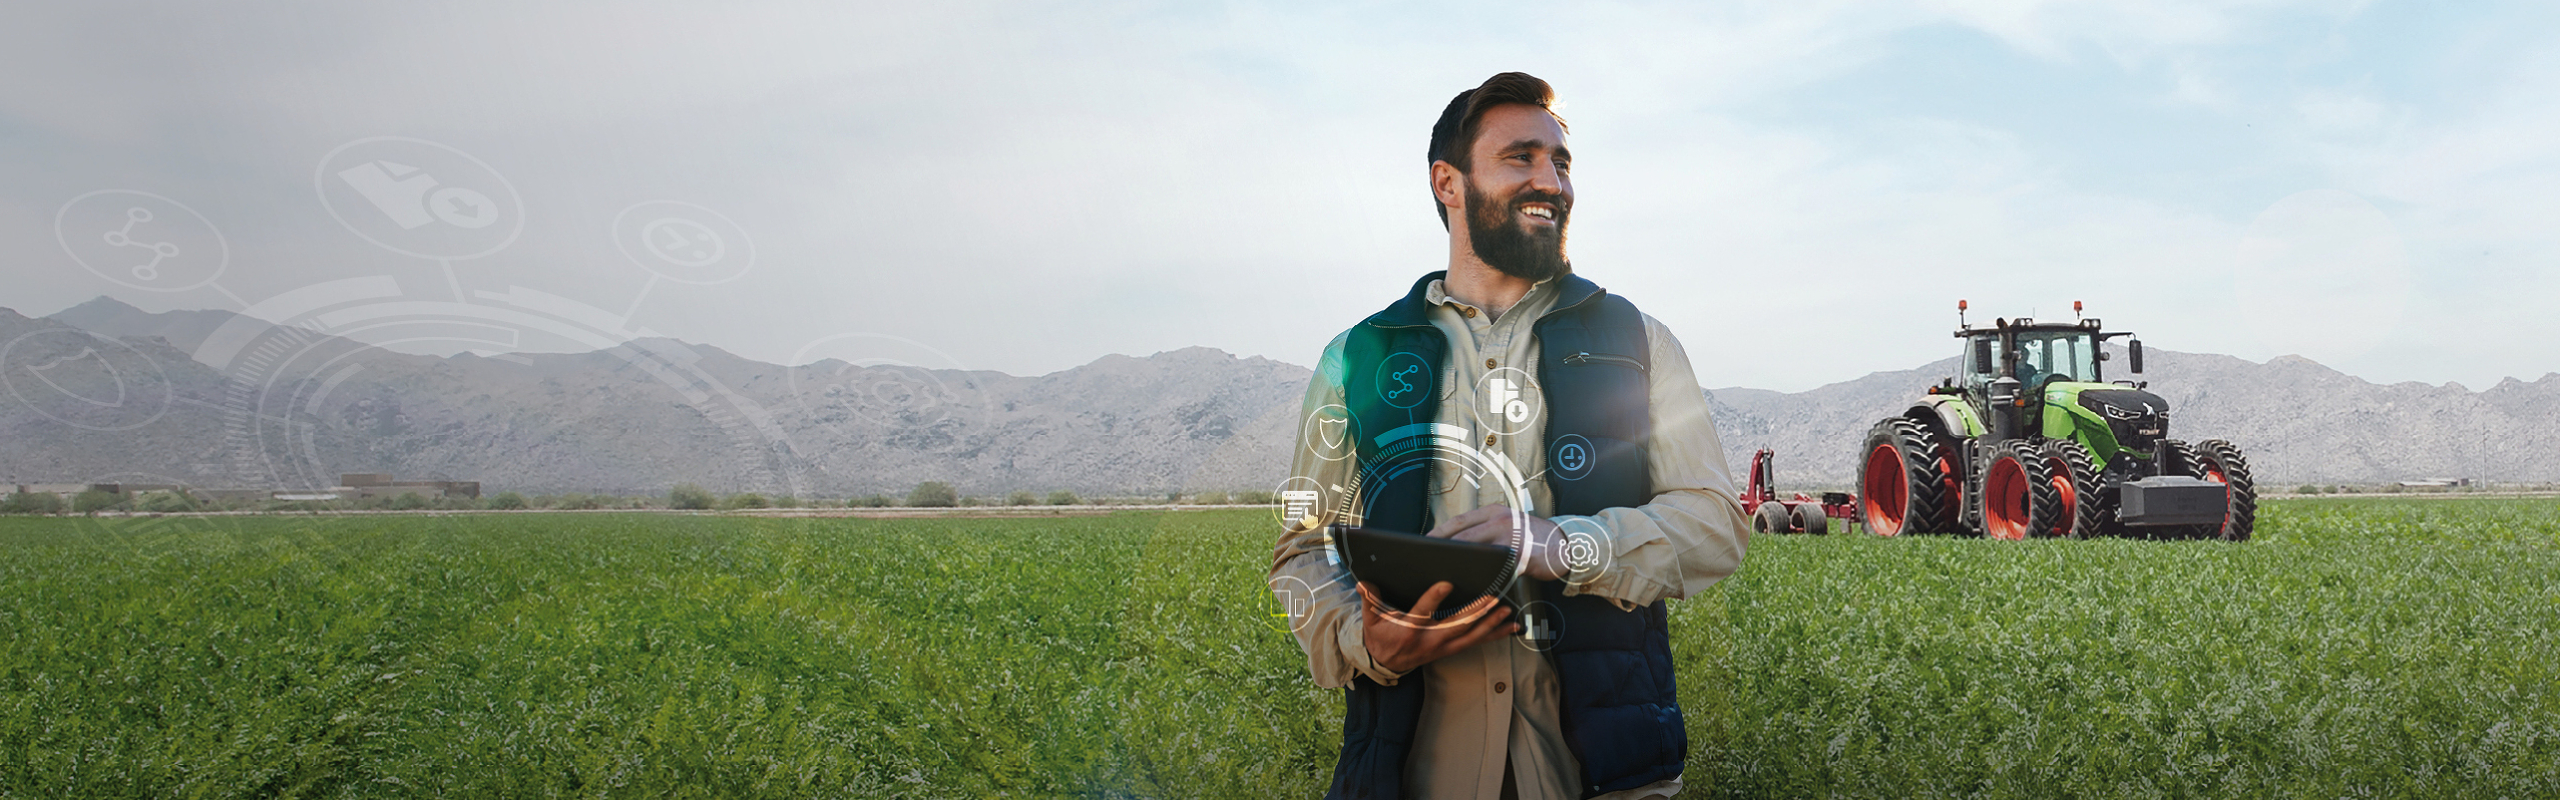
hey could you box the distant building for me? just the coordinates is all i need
[2396,478,2472,488]
[337,474,481,500]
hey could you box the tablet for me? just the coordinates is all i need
[1332,523,1517,618]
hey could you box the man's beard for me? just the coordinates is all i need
[1464,182,1570,283]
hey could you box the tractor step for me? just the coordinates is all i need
[2117,476,2229,526]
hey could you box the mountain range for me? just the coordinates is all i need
[5,296,2556,496]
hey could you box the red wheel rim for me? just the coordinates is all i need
[1983,456,2030,540]
[2045,455,2076,538]
[2201,461,2231,532]
[1862,444,1905,536]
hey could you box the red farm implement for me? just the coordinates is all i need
[1743,448,1858,534]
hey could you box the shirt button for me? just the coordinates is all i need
[1495,682,1508,694]
[1485,434,1497,447]
[1485,358,1497,369]
[1462,307,1478,318]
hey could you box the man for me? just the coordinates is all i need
[1269,72,1750,799]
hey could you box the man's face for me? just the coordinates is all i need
[1458,103,1572,282]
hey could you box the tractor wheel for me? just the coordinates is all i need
[2041,439,2103,539]
[1859,417,1958,536]
[1754,502,1794,535]
[1794,503,1830,535]
[1980,439,2068,539]
[2181,439,2258,541]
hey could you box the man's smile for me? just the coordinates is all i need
[1519,202,1559,225]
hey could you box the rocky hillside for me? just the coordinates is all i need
[12,297,2557,496]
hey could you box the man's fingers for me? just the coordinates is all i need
[1427,504,1510,538]
[1449,605,1518,651]
[1405,580,1454,619]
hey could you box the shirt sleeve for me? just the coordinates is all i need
[1269,331,1408,688]
[1553,314,1750,609]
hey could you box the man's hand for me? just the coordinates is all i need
[1359,581,1516,675]
[1427,503,1568,581]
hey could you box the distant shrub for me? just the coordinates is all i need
[907,482,958,508]
[1195,491,1230,506]
[1235,490,1275,505]
[551,493,605,510]
[722,493,770,510]
[389,492,430,511]
[2297,485,2323,495]
[1047,490,1080,506]
[73,490,128,514]
[136,491,198,513]
[961,496,989,507]
[668,484,717,510]
[484,492,528,510]
[850,494,892,508]
[1007,490,1037,506]
[774,495,802,509]
[1,492,66,515]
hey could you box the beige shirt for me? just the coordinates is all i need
[1269,276,1749,800]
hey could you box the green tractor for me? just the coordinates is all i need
[1856,302,2255,540]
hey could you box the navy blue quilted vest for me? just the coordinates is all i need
[1327,271,1685,799]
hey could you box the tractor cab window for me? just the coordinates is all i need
[2015,331,2097,386]
[1961,335,2003,398]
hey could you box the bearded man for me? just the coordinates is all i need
[1269,72,1750,800]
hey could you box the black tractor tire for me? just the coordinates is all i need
[1858,417,1958,536]
[1794,503,1830,535]
[2041,439,2104,539]
[1980,439,2069,539]
[1753,502,1795,535]
[2181,439,2258,541]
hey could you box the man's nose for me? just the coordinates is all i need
[1530,157,1566,195]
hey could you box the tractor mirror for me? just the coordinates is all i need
[1972,338,1995,374]
[2128,339,2145,373]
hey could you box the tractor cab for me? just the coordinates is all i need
[1956,322,2107,405]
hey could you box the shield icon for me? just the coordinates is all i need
[1319,415,1348,450]
[23,347,125,408]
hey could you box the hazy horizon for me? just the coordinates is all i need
[9,2,2560,393]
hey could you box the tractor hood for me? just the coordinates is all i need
[2056,384,2171,456]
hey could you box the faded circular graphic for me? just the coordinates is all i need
[55,190,230,291]
[1,329,173,431]
[1375,352,1433,409]
[786,333,987,449]
[1554,516,1612,588]
[1302,403,1360,462]
[187,276,804,496]
[1550,433,1595,482]
[1350,428,1533,628]
[1516,600,1564,652]
[1472,367,1543,436]
[1273,475,1328,533]
[315,137,526,260]
[613,200,757,285]
[1267,574,1317,633]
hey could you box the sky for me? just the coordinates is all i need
[4,0,2558,393]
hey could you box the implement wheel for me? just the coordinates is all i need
[1794,503,1830,535]
[1859,417,1957,536]
[2181,439,2258,541]
[1753,502,1794,534]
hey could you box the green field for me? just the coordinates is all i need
[3,499,2557,798]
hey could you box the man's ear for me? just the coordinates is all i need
[1431,161,1466,227]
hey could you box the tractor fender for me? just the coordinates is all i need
[1908,396,1983,441]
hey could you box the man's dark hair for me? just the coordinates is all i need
[1428,72,1567,227]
